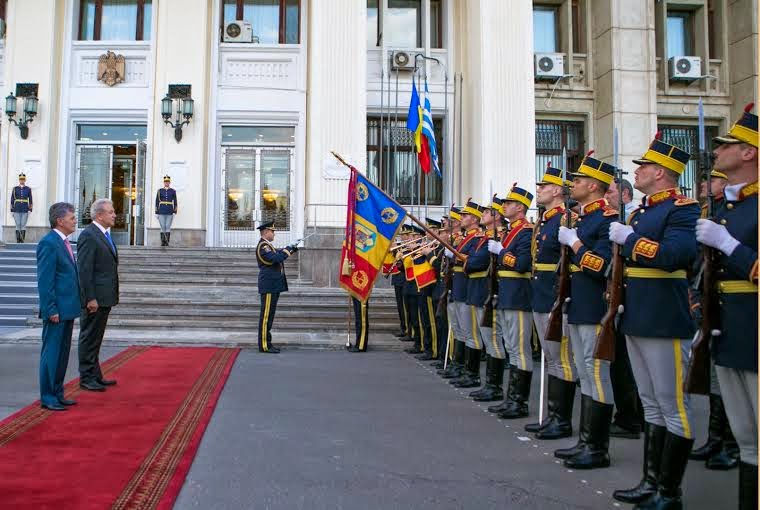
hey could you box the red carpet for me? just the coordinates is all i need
[0,346,239,510]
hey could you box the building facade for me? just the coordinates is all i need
[0,0,756,247]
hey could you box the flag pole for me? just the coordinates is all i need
[332,151,465,261]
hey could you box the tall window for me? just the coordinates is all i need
[222,0,300,44]
[535,120,585,182]
[366,117,443,205]
[79,0,152,41]
[571,0,583,53]
[369,0,443,49]
[666,11,692,57]
[533,5,559,53]
[659,125,719,198]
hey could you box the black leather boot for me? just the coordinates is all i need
[555,394,592,460]
[564,399,613,469]
[453,348,481,388]
[498,368,532,419]
[690,393,725,460]
[440,341,465,378]
[166,232,171,245]
[469,354,492,399]
[525,375,557,433]
[536,377,576,440]
[21,230,26,242]
[473,357,504,402]
[634,432,694,509]
[739,461,758,510]
[488,365,514,413]
[15,230,21,243]
[706,418,740,470]
[449,346,472,384]
[614,422,667,503]
[160,233,166,246]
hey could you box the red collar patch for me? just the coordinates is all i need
[580,198,608,215]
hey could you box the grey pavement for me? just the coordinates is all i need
[0,345,736,509]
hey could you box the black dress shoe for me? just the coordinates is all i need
[610,422,640,439]
[259,346,280,354]
[348,346,365,353]
[98,378,117,386]
[79,381,106,391]
[58,398,77,406]
[41,403,67,411]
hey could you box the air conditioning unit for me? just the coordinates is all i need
[223,20,253,43]
[534,53,565,80]
[668,56,701,81]
[391,50,415,71]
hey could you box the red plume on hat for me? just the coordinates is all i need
[654,130,663,140]
[745,102,755,113]
[585,149,595,157]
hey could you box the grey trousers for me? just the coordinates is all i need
[457,302,482,350]
[715,366,758,465]
[626,335,693,439]
[569,323,613,404]
[534,312,577,382]
[479,308,505,359]
[447,301,460,360]
[12,212,28,230]
[157,214,174,233]
[496,309,532,370]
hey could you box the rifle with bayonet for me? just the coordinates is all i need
[685,98,718,395]
[436,206,456,319]
[594,128,623,362]
[481,193,499,327]
[545,148,571,342]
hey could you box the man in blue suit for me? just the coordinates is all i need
[36,202,81,411]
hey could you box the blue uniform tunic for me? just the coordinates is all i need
[531,205,565,313]
[567,199,615,325]
[711,182,758,372]
[256,238,292,294]
[496,218,533,311]
[155,187,177,215]
[10,186,32,213]
[451,230,481,303]
[619,189,700,339]
[464,235,490,307]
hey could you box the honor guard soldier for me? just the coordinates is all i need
[255,221,298,354]
[695,104,758,508]
[348,297,369,352]
[415,218,443,361]
[10,173,32,243]
[525,165,578,439]
[445,200,485,388]
[608,133,700,507]
[486,187,535,415]
[423,217,448,365]
[155,175,177,246]
[689,168,740,470]
[437,207,464,374]
[554,152,616,470]
[402,225,425,354]
[391,242,408,339]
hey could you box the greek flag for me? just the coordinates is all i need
[421,81,441,178]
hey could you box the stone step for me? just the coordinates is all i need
[0,316,28,327]
[0,293,38,303]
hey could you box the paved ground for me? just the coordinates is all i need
[0,343,737,509]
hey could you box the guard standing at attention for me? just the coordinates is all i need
[349,297,369,352]
[609,133,700,507]
[256,221,298,354]
[11,173,32,243]
[695,105,758,508]
[155,175,177,246]
[554,152,617,470]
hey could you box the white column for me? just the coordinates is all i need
[305,0,366,228]
[455,0,535,203]
[151,0,212,245]
[727,0,758,121]
[2,0,64,237]
[592,0,657,170]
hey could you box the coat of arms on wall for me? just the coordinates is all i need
[97,51,126,87]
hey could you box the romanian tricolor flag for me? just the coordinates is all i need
[413,257,437,291]
[340,168,407,302]
[381,252,398,275]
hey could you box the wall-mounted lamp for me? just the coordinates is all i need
[161,84,193,142]
[6,83,39,140]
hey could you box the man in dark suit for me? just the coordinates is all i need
[36,202,81,411]
[77,198,119,391]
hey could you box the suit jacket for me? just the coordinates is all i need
[77,223,120,307]
[36,230,82,320]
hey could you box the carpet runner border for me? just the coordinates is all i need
[0,346,150,447]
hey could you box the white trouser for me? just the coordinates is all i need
[715,366,758,465]
[569,324,612,404]
[533,312,576,381]
[496,309,532,370]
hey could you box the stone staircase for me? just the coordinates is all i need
[0,243,400,336]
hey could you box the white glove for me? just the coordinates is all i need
[444,248,454,259]
[609,222,634,245]
[696,218,740,256]
[558,226,580,247]
[487,239,502,255]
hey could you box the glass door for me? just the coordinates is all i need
[111,149,135,245]
[259,149,291,231]
[134,140,147,245]
[75,145,113,239]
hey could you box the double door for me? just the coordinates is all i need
[221,146,294,247]
[74,141,147,245]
